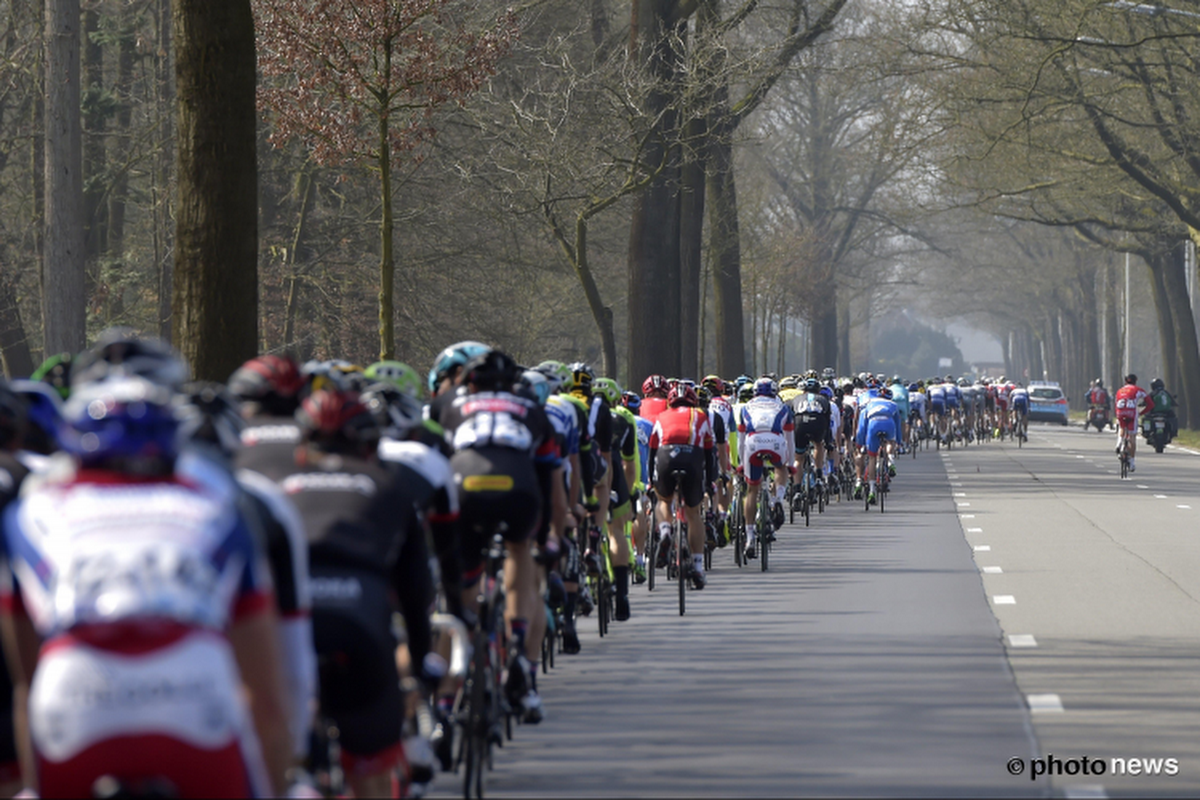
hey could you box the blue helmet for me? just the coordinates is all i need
[753,377,778,398]
[428,341,490,393]
[60,377,182,464]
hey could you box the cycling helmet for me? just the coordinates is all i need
[303,360,365,393]
[779,376,800,390]
[880,387,893,399]
[621,391,642,411]
[958,378,969,387]
[0,382,27,449]
[852,376,864,389]
[803,377,820,392]
[667,383,699,408]
[1151,378,1165,391]
[364,361,423,398]
[296,388,379,452]
[908,383,919,392]
[1095,378,1104,388]
[696,386,712,407]
[428,341,490,394]
[229,354,305,415]
[178,381,246,457]
[536,360,571,392]
[11,380,64,455]
[71,328,190,390]
[701,375,724,395]
[61,376,182,466]
[892,375,902,385]
[464,350,522,392]
[753,377,778,398]
[735,375,752,389]
[1125,373,1137,385]
[567,362,595,395]
[31,353,72,399]
[822,367,835,379]
[361,382,424,438]
[520,370,552,405]
[737,383,754,402]
[804,369,818,380]
[819,386,833,400]
[593,377,621,406]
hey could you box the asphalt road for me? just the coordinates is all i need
[428,421,1200,798]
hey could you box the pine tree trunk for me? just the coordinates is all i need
[1161,242,1200,429]
[43,0,86,357]
[172,0,257,380]
[679,113,706,379]
[156,0,174,341]
[707,124,745,377]
[107,5,137,323]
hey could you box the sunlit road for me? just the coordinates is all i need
[429,423,1200,798]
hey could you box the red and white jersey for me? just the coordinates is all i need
[649,406,714,449]
[1115,384,1152,417]
[2,468,273,639]
[707,395,734,444]
[640,395,670,427]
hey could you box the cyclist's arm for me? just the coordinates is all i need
[391,513,435,673]
[230,608,291,795]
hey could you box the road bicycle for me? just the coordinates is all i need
[584,523,613,638]
[730,472,747,568]
[1118,432,1132,479]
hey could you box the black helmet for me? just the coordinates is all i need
[1125,374,1137,385]
[1151,377,1165,391]
[464,350,522,392]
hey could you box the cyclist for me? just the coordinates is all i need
[738,378,794,560]
[648,383,716,589]
[434,349,560,723]
[428,341,491,398]
[229,354,306,455]
[927,378,947,444]
[1115,374,1153,472]
[594,378,637,622]
[640,374,670,425]
[2,372,291,797]
[703,376,734,541]
[857,385,902,505]
[1009,383,1030,440]
[622,391,656,582]
[889,377,910,449]
[789,377,832,490]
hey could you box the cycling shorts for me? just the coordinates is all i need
[857,418,897,457]
[946,395,960,410]
[743,432,787,485]
[794,418,832,451]
[610,455,631,516]
[310,566,405,776]
[1116,409,1138,433]
[30,623,268,799]
[654,445,705,508]
[997,397,1009,410]
[1012,400,1029,416]
[454,447,542,573]
[985,395,996,411]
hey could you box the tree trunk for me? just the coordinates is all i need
[1161,241,1200,429]
[172,0,257,380]
[627,0,683,381]
[44,0,86,357]
[107,3,137,324]
[0,266,34,378]
[809,283,838,373]
[679,113,705,379]
[156,0,174,341]
[1144,252,1177,394]
[1104,260,1121,390]
[837,294,851,375]
[82,5,106,287]
[378,111,395,361]
[707,123,744,376]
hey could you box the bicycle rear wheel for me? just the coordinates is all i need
[648,528,657,591]
[676,523,686,616]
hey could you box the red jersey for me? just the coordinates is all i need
[640,396,670,426]
[649,406,714,449]
[1087,386,1109,407]
[1115,384,1153,417]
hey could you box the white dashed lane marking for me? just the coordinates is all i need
[1063,785,1108,799]
[967,527,983,533]
[1027,693,1064,714]
[981,566,1003,574]
[993,595,1016,605]
[973,545,991,552]
[1008,634,1037,648]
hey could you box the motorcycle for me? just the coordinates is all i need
[1141,413,1175,453]
[1086,404,1111,432]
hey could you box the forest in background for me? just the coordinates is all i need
[5,0,1200,425]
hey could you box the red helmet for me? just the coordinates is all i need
[667,383,699,408]
[702,375,724,395]
[642,374,668,397]
[230,355,304,404]
[296,388,379,451]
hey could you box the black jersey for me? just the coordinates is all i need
[789,391,832,427]
[437,388,560,467]
[258,452,434,665]
[238,413,302,472]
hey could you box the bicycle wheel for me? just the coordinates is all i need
[647,528,657,591]
[758,494,770,573]
[676,523,686,616]
[803,481,812,527]
[463,633,490,798]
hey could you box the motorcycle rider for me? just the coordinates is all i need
[1086,378,1111,430]
[1144,378,1178,442]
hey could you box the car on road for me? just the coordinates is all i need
[1028,381,1069,425]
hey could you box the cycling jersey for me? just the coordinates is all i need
[738,397,795,485]
[545,395,582,460]
[2,465,274,798]
[910,391,927,420]
[857,397,902,456]
[639,395,669,426]
[890,384,911,422]
[789,391,832,450]
[634,416,654,489]
[928,384,946,412]
[649,407,715,507]
[610,406,639,512]
[261,452,435,773]
[1115,384,1153,432]
[1010,388,1029,414]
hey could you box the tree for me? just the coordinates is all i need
[44,0,86,356]
[255,0,515,360]
[172,0,258,380]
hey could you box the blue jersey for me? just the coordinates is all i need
[889,384,910,421]
[857,397,902,438]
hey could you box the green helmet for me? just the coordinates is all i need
[364,360,423,398]
[31,353,73,399]
[593,377,621,405]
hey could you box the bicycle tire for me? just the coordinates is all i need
[648,528,657,591]
[463,633,490,799]
[595,575,607,637]
[676,522,686,616]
